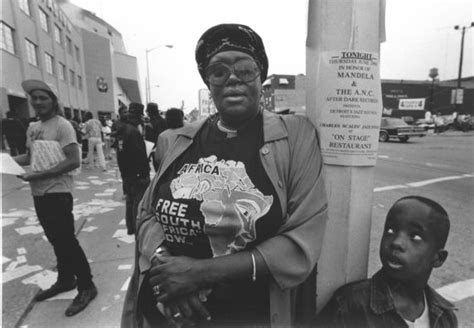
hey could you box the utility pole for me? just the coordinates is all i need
[453,22,473,112]
[306,0,386,311]
[428,67,438,112]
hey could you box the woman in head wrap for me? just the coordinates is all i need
[122,23,328,327]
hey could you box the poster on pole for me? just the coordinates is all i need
[315,50,383,166]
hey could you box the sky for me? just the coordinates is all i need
[69,0,473,112]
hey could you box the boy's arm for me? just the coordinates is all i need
[18,143,80,181]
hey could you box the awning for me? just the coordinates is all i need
[116,77,142,103]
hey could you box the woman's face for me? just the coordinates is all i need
[208,51,262,127]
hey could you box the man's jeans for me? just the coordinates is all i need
[33,193,93,290]
[123,176,150,235]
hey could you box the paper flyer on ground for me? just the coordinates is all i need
[315,50,383,166]
[1,153,26,175]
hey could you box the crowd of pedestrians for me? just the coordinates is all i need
[6,78,184,318]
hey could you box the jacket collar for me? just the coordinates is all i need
[370,270,455,315]
[174,110,288,143]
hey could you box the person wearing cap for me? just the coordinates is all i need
[14,79,97,317]
[115,102,150,235]
[122,24,328,327]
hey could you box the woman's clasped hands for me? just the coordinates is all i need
[150,254,212,327]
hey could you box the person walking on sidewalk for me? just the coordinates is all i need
[116,102,150,235]
[83,111,107,171]
[14,79,98,317]
[2,111,27,156]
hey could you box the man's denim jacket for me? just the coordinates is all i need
[316,269,457,327]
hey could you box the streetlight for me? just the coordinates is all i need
[145,44,173,104]
[453,22,473,112]
[428,67,438,112]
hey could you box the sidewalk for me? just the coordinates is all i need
[3,163,135,328]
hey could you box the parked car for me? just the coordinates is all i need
[379,117,426,142]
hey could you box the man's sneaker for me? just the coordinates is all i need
[65,284,98,317]
[35,280,77,301]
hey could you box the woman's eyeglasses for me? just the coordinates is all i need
[205,59,260,86]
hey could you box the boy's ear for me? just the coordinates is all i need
[433,249,448,268]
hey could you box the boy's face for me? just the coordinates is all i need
[379,199,446,284]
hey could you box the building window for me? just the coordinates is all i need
[69,69,75,86]
[1,22,15,54]
[77,75,83,90]
[44,52,54,74]
[54,24,61,44]
[75,45,80,61]
[18,0,30,16]
[25,39,38,66]
[66,36,72,54]
[58,62,66,80]
[39,9,49,32]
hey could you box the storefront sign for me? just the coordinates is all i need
[315,50,383,166]
[96,77,108,93]
[451,88,464,104]
[398,98,426,110]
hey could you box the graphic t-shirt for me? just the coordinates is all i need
[151,114,283,323]
[84,118,102,139]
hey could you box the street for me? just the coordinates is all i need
[369,130,474,327]
[1,130,473,327]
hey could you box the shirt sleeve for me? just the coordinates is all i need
[256,116,328,289]
[58,118,78,148]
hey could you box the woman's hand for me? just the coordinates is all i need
[159,292,212,327]
[149,255,208,302]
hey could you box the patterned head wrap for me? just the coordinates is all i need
[195,23,268,86]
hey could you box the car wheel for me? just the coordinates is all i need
[379,131,389,142]
[399,136,409,142]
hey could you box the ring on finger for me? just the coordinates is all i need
[173,312,182,319]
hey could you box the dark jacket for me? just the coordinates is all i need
[316,270,457,328]
[144,116,167,144]
[116,122,149,178]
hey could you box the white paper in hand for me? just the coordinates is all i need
[0,153,26,175]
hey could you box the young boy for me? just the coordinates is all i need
[316,195,457,327]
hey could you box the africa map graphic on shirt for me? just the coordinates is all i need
[169,155,273,257]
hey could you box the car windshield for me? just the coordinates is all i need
[381,118,408,126]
